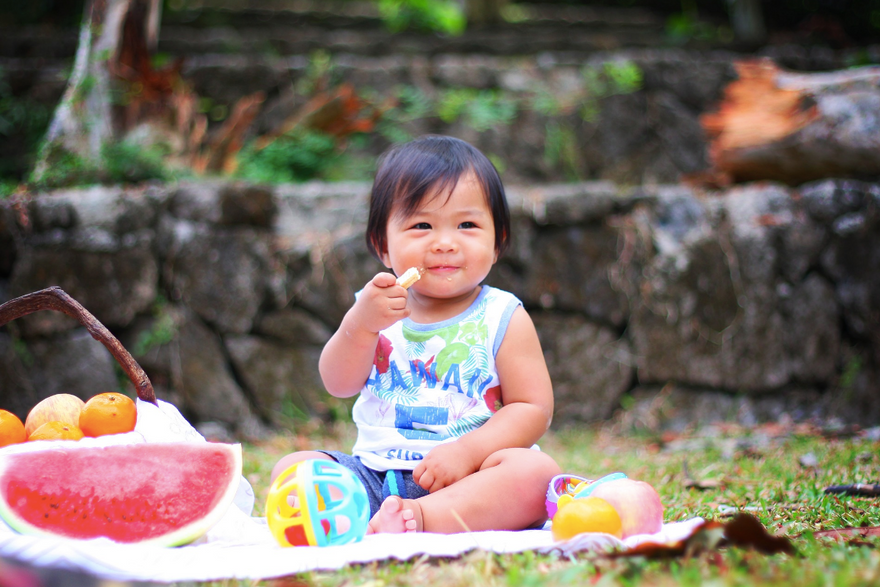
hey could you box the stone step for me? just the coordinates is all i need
[0,3,671,60]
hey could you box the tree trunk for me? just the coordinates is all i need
[699,59,880,186]
[464,0,509,26]
[725,0,766,45]
[32,0,138,183]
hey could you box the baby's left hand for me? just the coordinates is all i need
[413,441,480,493]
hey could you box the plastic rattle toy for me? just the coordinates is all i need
[266,459,370,547]
[545,472,628,518]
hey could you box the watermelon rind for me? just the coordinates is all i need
[0,442,242,547]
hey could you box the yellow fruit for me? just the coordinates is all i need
[27,421,85,441]
[24,394,85,437]
[551,496,623,541]
[79,392,137,437]
[0,410,27,447]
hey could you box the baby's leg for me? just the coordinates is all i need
[417,448,559,533]
[366,496,423,534]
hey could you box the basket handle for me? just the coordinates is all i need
[0,286,157,404]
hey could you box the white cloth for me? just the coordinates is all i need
[0,509,705,582]
[353,285,521,471]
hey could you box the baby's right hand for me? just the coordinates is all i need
[349,272,410,334]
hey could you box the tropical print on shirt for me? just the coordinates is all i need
[351,286,521,471]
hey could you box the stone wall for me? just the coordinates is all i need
[1,178,878,438]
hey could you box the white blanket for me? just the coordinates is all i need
[0,400,704,582]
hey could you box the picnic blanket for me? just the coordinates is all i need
[0,400,704,582]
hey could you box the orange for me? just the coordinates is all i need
[25,394,85,437]
[28,421,85,441]
[0,410,27,447]
[551,496,623,541]
[78,392,137,437]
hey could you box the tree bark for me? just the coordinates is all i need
[464,0,509,26]
[725,0,766,45]
[32,0,136,182]
[699,59,880,186]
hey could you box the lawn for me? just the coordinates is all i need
[224,419,880,587]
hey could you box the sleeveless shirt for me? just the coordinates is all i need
[351,286,521,471]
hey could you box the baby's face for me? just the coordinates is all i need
[382,173,497,304]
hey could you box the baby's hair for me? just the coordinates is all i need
[366,135,511,260]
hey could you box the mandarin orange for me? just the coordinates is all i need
[0,410,27,447]
[79,392,137,437]
[28,421,85,441]
[551,496,623,541]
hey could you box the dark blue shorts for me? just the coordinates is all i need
[319,450,430,518]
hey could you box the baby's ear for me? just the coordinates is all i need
[380,249,392,269]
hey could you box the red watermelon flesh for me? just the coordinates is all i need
[0,442,242,546]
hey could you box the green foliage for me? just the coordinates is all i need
[437,89,517,132]
[580,60,644,121]
[29,144,102,190]
[377,85,433,144]
[378,0,466,36]
[133,296,179,356]
[27,138,172,191]
[101,140,171,184]
[0,68,53,183]
[11,338,34,368]
[236,128,341,183]
[543,122,581,181]
[665,0,733,45]
[839,354,863,391]
[0,180,16,198]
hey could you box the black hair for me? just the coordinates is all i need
[365,135,511,260]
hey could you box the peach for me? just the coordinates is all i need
[24,394,85,437]
[589,479,664,538]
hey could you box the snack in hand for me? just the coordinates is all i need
[396,267,423,289]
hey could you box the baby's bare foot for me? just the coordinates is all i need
[366,496,423,534]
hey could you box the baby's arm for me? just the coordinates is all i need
[319,272,411,397]
[413,306,554,492]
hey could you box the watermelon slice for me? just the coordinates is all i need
[0,442,242,546]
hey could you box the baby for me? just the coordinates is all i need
[272,135,560,533]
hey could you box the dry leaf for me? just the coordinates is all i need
[723,513,796,555]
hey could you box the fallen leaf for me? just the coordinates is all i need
[812,526,880,542]
[607,520,726,559]
[798,452,819,469]
[723,513,797,555]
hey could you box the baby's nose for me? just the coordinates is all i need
[431,232,458,252]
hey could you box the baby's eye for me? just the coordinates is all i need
[411,222,431,230]
[459,221,478,229]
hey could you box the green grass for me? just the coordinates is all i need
[222,421,880,587]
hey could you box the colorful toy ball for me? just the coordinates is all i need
[266,459,370,547]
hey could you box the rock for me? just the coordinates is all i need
[534,313,633,422]
[225,335,332,425]
[0,333,36,421]
[16,329,118,407]
[0,206,17,277]
[255,306,333,346]
[159,219,275,334]
[125,306,270,440]
[286,232,386,327]
[630,184,840,392]
[167,180,278,227]
[618,384,828,433]
[9,234,158,335]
